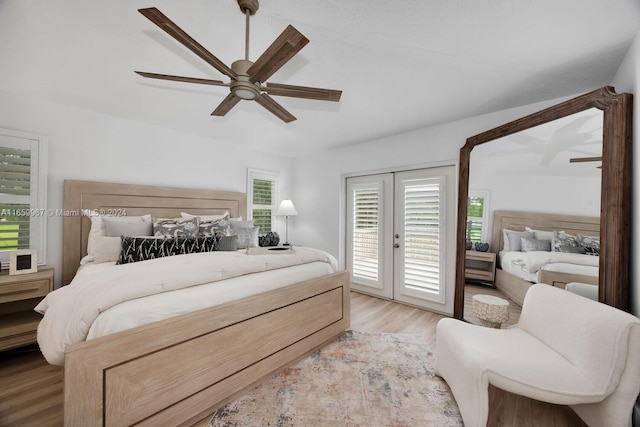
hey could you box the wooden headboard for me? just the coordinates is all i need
[62,180,247,285]
[490,210,600,254]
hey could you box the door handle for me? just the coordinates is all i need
[394,243,400,248]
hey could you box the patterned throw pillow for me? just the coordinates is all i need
[520,236,552,252]
[117,236,219,264]
[552,230,579,252]
[199,216,230,238]
[153,217,200,238]
[577,234,600,256]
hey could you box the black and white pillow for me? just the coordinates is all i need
[117,235,218,264]
[199,216,230,238]
[153,217,200,238]
[577,234,600,256]
[552,230,580,252]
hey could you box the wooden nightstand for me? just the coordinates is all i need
[0,268,54,351]
[465,251,496,284]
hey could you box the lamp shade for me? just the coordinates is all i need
[277,200,298,216]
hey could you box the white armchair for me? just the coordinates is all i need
[436,283,640,427]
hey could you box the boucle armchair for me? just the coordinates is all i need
[436,284,640,427]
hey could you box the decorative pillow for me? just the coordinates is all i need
[153,217,200,238]
[558,245,587,254]
[229,220,254,230]
[199,216,230,238]
[216,235,238,251]
[577,234,600,256]
[117,235,218,264]
[81,210,151,264]
[552,230,579,252]
[525,226,554,242]
[503,229,533,252]
[181,211,229,221]
[233,227,259,249]
[92,235,122,263]
[103,216,153,238]
[520,236,552,252]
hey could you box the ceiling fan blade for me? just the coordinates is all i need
[255,94,297,123]
[135,71,228,87]
[138,7,237,79]
[569,156,603,163]
[264,82,342,102]
[211,93,241,116]
[247,25,309,84]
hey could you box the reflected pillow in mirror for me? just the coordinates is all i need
[520,236,552,252]
[503,229,533,252]
[525,226,554,242]
[552,230,579,252]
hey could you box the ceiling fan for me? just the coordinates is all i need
[135,0,342,123]
[569,156,602,168]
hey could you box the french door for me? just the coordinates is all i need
[346,166,456,313]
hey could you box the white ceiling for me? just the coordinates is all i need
[1,0,638,157]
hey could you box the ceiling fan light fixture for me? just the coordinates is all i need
[234,88,258,100]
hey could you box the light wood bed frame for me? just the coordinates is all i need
[61,180,350,426]
[489,210,600,306]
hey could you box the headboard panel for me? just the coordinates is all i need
[63,180,247,285]
[490,210,600,254]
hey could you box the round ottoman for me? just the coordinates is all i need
[472,294,509,328]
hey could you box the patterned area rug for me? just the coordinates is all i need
[209,330,463,426]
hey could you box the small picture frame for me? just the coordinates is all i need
[9,249,38,275]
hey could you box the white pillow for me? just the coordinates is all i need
[525,226,554,242]
[81,210,151,262]
[502,229,533,252]
[93,236,122,264]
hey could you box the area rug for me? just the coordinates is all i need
[208,330,463,426]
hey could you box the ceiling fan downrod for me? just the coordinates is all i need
[238,0,259,60]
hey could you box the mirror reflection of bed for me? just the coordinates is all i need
[463,108,603,327]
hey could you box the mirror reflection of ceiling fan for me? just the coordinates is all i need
[135,0,342,123]
[569,156,603,168]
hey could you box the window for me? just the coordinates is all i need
[247,169,278,234]
[467,190,490,244]
[0,129,48,267]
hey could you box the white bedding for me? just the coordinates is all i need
[499,250,599,282]
[36,247,338,365]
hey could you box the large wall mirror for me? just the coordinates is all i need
[454,86,632,321]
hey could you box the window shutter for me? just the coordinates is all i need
[0,146,32,252]
[351,185,381,283]
[401,179,442,296]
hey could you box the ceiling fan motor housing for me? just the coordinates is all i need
[231,59,261,100]
[237,0,259,15]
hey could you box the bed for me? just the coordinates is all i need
[488,210,600,306]
[47,179,350,426]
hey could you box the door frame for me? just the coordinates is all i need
[340,160,459,314]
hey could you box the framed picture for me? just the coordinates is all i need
[9,249,38,275]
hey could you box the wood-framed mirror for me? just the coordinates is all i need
[454,86,632,320]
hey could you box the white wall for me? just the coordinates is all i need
[293,96,574,263]
[612,30,640,315]
[0,91,295,288]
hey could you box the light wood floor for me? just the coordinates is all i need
[0,291,585,427]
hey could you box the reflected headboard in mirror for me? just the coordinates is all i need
[454,86,632,319]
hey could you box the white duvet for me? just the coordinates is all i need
[500,250,599,274]
[36,247,338,365]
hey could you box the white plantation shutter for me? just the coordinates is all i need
[247,169,278,234]
[0,129,48,267]
[351,184,382,284]
[397,176,445,302]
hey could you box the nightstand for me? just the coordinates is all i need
[465,251,496,284]
[0,268,54,351]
